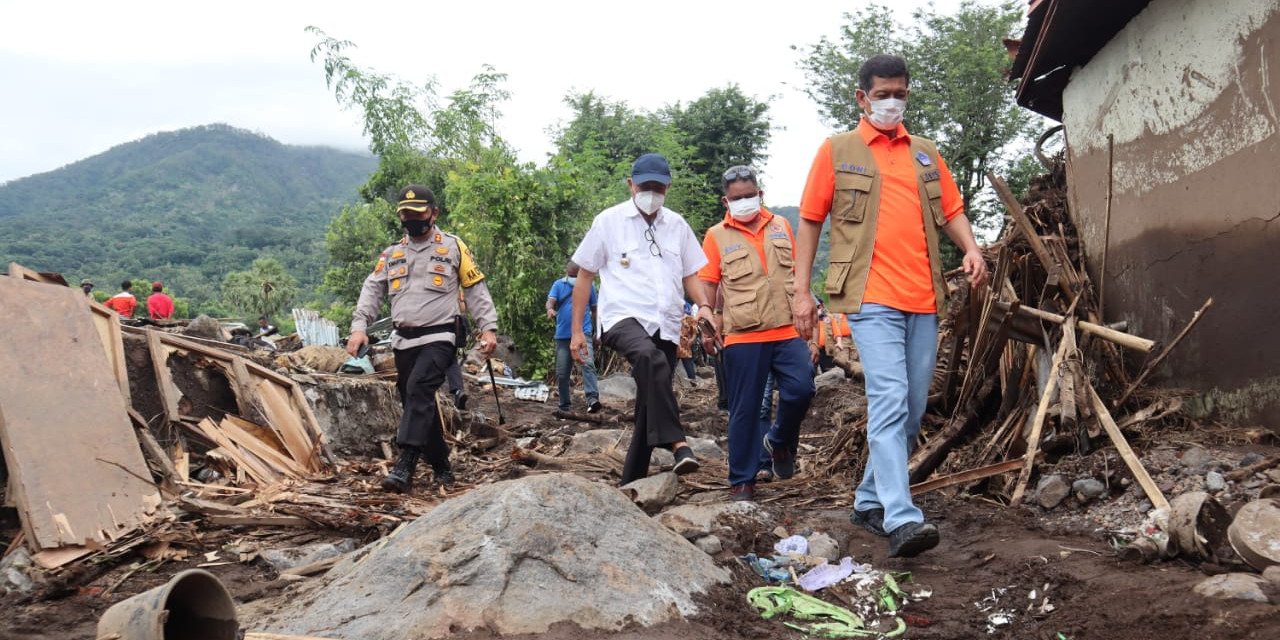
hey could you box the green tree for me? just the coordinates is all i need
[221,258,299,320]
[796,0,1035,230]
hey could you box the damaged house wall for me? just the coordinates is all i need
[1059,0,1280,427]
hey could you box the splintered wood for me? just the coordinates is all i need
[810,170,1211,505]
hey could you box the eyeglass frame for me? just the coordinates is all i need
[643,224,662,257]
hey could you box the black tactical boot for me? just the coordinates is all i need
[381,447,420,493]
[433,463,457,487]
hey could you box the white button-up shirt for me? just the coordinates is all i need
[572,198,707,342]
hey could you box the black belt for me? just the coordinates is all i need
[393,323,454,339]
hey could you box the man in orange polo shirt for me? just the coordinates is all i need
[791,55,988,557]
[701,165,815,502]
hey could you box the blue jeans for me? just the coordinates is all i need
[850,303,938,532]
[555,338,599,411]
[723,338,815,487]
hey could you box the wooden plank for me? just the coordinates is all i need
[229,358,261,420]
[194,419,282,486]
[911,459,1025,496]
[218,418,309,478]
[989,172,1074,300]
[289,381,331,467]
[256,380,317,471]
[127,408,179,495]
[1012,304,1155,353]
[88,301,131,404]
[0,276,159,551]
[1010,321,1073,506]
[7,262,62,285]
[1087,383,1171,512]
[146,330,183,423]
[206,515,315,528]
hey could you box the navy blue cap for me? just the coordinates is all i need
[631,153,672,185]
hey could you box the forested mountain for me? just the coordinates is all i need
[0,124,375,314]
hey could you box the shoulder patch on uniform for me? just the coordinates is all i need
[373,259,386,275]
[915,151,931,166]
[922,170,940,181]
[391,250,405,259]
[455,237,486,287]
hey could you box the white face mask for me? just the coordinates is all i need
[727,195,761,222]
[633,190,665,215]
[866,97,907,129]
[566,276,576,285]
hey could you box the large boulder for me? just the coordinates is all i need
[251,473,729,638]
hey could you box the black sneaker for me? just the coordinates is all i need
[850,508,888,537]
[730,483,756,502]
[434,466,457,487]
[762,434,795,480]
[672,446,700,475]
[887,521,940,558]
[587,401,603,414]
[452,389,468,411]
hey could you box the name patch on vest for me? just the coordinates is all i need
[836,163,869,174]
[722,243,745,254]
[922,170,940,181]
[768,232,788,239]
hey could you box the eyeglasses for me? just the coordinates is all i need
[722,166,755,182]
[644,225,662,257]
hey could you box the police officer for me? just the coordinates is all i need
[347,185,499,492]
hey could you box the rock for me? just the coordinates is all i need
[1205,471,1227,493]
[260,539,359,572]
[621,472,679,513]
[1239,452,1266,468]
[1261,485,1280,500]
[252,474,728,638]
[1267,469,1280,484]
[1136,499,1153,513]
[1192,573,1270,603]
[1179,446,1213,472]
[694,535,723,555]
[651,447,675,468]
[296,375,401,456]
[657,502,765,540]
[0,547,34,596]
[1036,475,1070,509]
[597,375,637,402]
[565,429,625,455]
[686,436,725,461]
[1263,566,1280,585]
[183,314,226,341]
[806,532,840,561]
[1073,478,1107,503]
[813,368,846,391]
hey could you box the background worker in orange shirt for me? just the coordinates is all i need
[791,55,988,558]
[102,280,138,317]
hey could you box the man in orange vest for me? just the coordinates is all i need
[700,165,815,501]
[102,281,138,317]
[791,55,988,557]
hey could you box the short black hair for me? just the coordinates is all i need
[720,165,759,194]
[121,280,132,290]
[858,54,910,92]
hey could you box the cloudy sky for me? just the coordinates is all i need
[1,0,969,205]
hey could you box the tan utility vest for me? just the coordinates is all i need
[709,217,796,334]
[823,131,949,315]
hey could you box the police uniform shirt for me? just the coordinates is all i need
[352,226,498,350]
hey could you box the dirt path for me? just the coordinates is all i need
[2,374,1276,639]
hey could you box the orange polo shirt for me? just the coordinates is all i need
[799,119,964,313]
[699,209,801,347]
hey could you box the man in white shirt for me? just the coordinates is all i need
[570,153,717,484]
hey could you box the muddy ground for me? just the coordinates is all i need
[2,369,1277,640]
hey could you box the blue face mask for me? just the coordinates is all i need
[566,277,577,285]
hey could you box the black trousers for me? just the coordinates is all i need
[602,318,687,484]
[393,341,455,470]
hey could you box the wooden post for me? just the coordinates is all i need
[989,172,1075,301]
[1010,320,1073,506]
[1100,133,1114,320]
[1087,383,1171,512]
[1115,297,1213,407]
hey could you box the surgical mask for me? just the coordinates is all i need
[402,217,432,237]
[867,97,907,129]
[566,276,577,285]
[727,195,761,222]
[633,190,665,215]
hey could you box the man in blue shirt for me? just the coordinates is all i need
[547,262,602,413]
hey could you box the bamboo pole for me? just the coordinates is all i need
[1115,297,1213,407]
[1013,304,1155,353]
[1087,383,1170,512]
[1010,320,1074,506]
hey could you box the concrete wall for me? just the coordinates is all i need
[1060,0,1280,427]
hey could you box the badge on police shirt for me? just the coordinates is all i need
[915,151,931,166]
